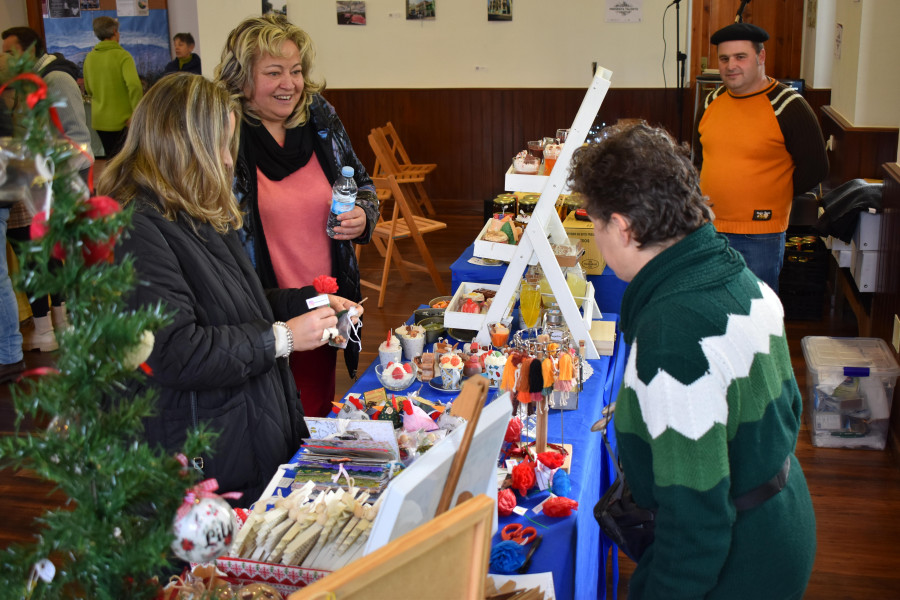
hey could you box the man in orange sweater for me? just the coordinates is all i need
[694,23,827,293]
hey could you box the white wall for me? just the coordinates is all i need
[198,0,692,88]
[1,0,29,32]
[829,0,900,130]
[801,0,835,89]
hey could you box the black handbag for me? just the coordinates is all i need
[592,404,655,563]
[592,403,791,564]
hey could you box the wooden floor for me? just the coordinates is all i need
[2,206,899,598]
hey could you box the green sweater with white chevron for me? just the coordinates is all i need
[615,223,815,599]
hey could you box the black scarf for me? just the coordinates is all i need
[241,118,316,182]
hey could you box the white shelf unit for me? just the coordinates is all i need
[471,67,613,359]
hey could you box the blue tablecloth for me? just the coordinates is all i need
[336,315,626,600]
[449,243,629,315]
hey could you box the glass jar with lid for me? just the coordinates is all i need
[492,193,517,218]
[517,194,539,224]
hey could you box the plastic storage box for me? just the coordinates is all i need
[801,336,900,449]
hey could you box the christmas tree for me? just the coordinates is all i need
[0,52,213,599]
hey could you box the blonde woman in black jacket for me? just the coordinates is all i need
[98,73,362,506]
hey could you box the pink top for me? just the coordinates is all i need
[257,159,333,289]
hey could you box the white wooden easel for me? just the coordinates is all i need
[473,66,613,359]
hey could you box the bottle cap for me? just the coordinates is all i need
[341,166,355,177]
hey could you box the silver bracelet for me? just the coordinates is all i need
[273,321,294,357]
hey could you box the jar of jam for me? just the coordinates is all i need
[492,193,517,218]
[517,194,539,224]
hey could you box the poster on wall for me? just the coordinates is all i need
[42,0,49,18]
[117,0,149,18]
[487,0,511,22]
[81,0,100,10]
[263,1,287,16]
[407,1,435,21]
[48,0,81,18]
[337,2,366,26]
[44,9,170,82]
[605,0,641,24]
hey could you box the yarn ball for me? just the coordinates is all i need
[505,417,523,444]
[542,496,579,518]
[490,540,528,574]
[511,461,536,497]
[537,451,565,470]
[497,488,517,517]
[551,468,571,498]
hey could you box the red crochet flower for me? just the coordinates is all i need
[505,417,522,444]
[537,451,565,470]
[511,460,536,497]
[543,497,578,518]
[313,275,339,294]
[497,488,517,517]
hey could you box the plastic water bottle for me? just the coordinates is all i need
[326,166,358,238]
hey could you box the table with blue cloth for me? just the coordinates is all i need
[336,315,627,600]
[449,243,629,316]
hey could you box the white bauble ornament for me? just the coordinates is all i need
[171,495,237,563]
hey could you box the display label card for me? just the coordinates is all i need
[306,294,330,310]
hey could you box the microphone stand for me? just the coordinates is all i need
[735,0,752,23]
[673,0,687,141]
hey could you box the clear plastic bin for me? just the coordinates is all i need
[801,336,900,449]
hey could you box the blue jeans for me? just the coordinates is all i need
[722,231,786,294]
[0,207,23,364]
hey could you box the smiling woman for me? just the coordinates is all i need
[214,15,380,418]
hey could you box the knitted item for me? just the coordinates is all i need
[517,356,534,404]
[511,460,536,497]
[616,223,815,599]
[542,497,577,517]
[497,488,517,517]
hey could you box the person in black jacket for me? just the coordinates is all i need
[98,73,363,506]
[163,32,202,75]
[215,14,378,418]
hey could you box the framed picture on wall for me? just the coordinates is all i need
[337,2,366,26]
[407,0,435,21]
[263,1,287,16]
[81,0,100,10]
[48,0,80,18]
[487,0,511,22]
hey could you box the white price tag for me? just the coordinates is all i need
[505,459,519,472]
[306,294,330,310]
[512,506,528,516]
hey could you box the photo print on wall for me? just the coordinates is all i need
[263,1,287,16]
[407,0,435,21]
[337,1,366,25]
[487,0,511,21]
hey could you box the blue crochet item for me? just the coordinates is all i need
[551,468,571,498]
[490,540,528,574]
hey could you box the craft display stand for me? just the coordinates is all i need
[472,67,614,360]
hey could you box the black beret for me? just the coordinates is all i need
[710,23,769,45]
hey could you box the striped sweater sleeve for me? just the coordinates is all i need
[770,87,829,195]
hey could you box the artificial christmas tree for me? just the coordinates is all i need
[0,50,215,600]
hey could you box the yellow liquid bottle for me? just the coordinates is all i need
[566,270,587,305]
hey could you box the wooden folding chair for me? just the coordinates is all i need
[369,125,437,217]
[373,121,437,179]
[359,175,448,308]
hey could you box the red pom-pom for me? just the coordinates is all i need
[537,451,565,470]
[30,211,67,260]
[83,195,121,220]
[505,417,522,444]
[511,460,536,497]
[313,275,339,294]
[82,237,117,265]
[542,497,578,518]
[497,488,517,517]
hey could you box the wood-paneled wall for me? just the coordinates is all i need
[876,163,900,457]
[324,87,684,208]
[820,106,900,189]
[690,0,805,80]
